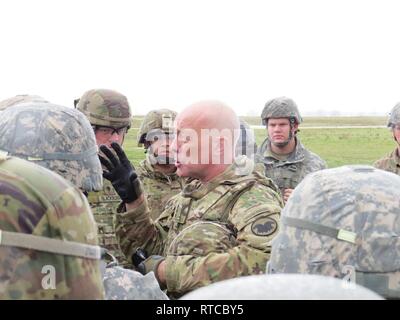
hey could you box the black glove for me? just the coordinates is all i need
[99,142,143,203]
[137,255,165,276]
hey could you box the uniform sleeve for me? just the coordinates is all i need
[114,197,174,259]
[164,184,283,294]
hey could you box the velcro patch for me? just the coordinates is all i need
[251,217,278,236]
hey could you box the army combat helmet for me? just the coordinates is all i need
[268,165,400,299]
[76,89,132,129]
[0,156,104,299]
[387,102,400,128]
[0,94,48,111]
[261,97,303,126]
[0,103,103,192]
[137,108,177,147]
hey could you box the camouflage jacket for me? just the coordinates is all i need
[256,137,327,192]
[137,155,183,221]
[373,148,400,175]
[88,179,130,267]
[116,156,283,296]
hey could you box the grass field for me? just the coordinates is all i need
[125,116,396,168]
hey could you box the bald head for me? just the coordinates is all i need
[177,100,240,135]
[174,100,240,182]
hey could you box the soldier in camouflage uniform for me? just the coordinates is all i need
[76,89,132,267]
[268,165,400,299]
[374,103,400,174]
[137,109,183,221]
[0,155,104,299]
[256,97,326,203]
[99,100,283,298]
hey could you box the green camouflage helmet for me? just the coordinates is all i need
[0,156,104,299]
[268,165,400,299]
[0,103,103,192]
[0,94,48,111]
[137,108,177,147]
[387,102,400,127]
[76,89,132,129]
[261,97,303,125]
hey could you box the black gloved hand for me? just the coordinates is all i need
[99,142,143,203]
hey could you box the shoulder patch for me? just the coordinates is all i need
[251,216,278,236]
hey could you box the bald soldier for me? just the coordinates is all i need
[100,100,283,298]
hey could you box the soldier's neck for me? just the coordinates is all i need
[153,163,177,175]
[270,137,296,155]
[200,164,230,183]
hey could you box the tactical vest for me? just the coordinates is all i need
[163,171,280,256]
[88,179,130,267]
[264,162,304,192]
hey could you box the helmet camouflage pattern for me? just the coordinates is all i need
[0,94,48,111]
[76,89,132,129]
[268,165,400,299]
[137,108,177,147]
[261,97,302,125]
[181,274,383,300]
[0,156,104,299]
[0,103,103,192]
[103,267,168,300]
[387,102,400,127]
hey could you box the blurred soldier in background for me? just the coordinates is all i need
[136,109,183,221]
[268,165,400,299]
[257,97,326,203]
[0,156,104,299]
[374,103,400,174]
[76,89,132,267]
[100,100,283,298]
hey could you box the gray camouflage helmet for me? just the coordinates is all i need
[261,97,302,125]
[181,274,383,300]
[268,165,400,299]
[387,102,400,127]
[76,89,132,129]
[103,267,168,300]
[0,103,103,192]
[0,94,48,111]
[137,108,177,147]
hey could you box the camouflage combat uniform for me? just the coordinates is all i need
[257,137,327,192]
[374,103,400,175]
[0,156,104,299]
[137,154,183,221]
[76,89,132,266]
[116,156,283,297]
[373,148,400,175]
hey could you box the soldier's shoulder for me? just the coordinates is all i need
[302,148,327,169]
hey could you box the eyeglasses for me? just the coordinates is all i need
[95,126,127,136]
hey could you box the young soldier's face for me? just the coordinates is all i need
[95,126,126,147]
[267,118,292,144]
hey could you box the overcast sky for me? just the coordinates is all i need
[1,0,400,116]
